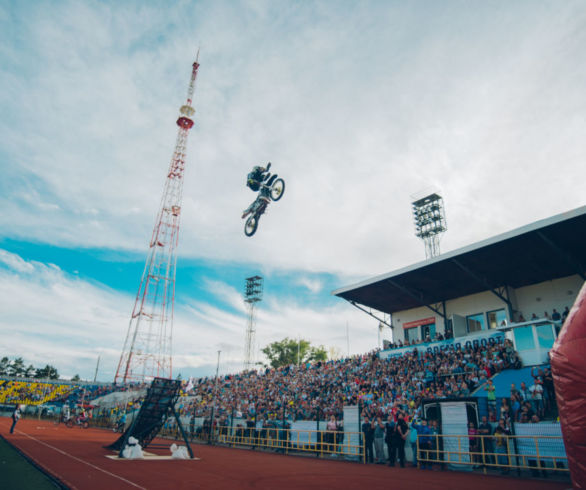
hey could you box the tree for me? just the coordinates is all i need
[71,374,81,381]
[8,357,25,377]
[24,364,36,378]
[0,357,10,376]
[35,364,59,380]
[261,337,328,369]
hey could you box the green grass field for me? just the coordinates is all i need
[0,435,62,489]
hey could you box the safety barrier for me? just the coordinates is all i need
[416,433,569,476]
[160,424,364,461]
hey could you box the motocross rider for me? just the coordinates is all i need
[242,162,271,218]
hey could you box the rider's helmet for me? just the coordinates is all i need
[247,166,266,191]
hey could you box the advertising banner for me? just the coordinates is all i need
[380,330,505,360]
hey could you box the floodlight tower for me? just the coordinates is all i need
[114,55,201,384]
[412,191,447,259]
[243,276,263,371]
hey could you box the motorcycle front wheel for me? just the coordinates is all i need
[82,421,89,429]
[270,178,285,201]
[244,216,259,237]
[65,419,74,428]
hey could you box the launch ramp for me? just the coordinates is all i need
[107,377,193,458]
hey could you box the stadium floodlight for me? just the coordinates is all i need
[244,276,263,370]
[411,190,447,260]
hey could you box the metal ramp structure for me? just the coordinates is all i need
[106,377,193,458]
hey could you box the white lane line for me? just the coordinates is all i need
[17,430,147,490]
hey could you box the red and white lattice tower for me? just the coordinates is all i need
[114,56,200,384]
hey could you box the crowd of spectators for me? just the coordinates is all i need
[0,380,74,405]
[0,380,129,408]
[177,339,520,427]
[385,330,454,350]
[514,307,569,324]
[497,366,556,424]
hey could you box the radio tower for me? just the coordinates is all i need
[114,55,200,384]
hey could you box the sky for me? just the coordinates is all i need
[0,0,585,381]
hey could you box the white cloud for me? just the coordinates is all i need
[0,250,35,274]
[1,2,585,278]
[0,250,378,379]
[297,276,323,294]
[1,2,585,378]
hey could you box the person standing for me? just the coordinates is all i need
[326,415,337,455]
[384,414,395,465]
[561,306,570,323]
[10,405,21,434]
[494,422,511,474]
[409,418,421,467]
[373,417,386,464]
[362,416,375,463]
[417,419,433,469]
[477,416,493,465]
[485,379,496,414]
[389,412,408,467]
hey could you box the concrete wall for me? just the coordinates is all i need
[390,274,583,344]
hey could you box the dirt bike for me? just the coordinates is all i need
[242,170,285,237]
[66,416,89,429]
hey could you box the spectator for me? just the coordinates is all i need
[10,404,21,434]
[362,416,374,463]
[561,306,570,323]
[500,398,511,426]
[494,420,511,474]
[477,416,493,466]
[326,415,337,453]
[551,309,561,322]
[485,379,496,413]
[417,419,433,470]
[409,417,421,467]
[388,412,408,468]
[529,379,544,418]
[384,413,395,464]
[373,417,386,464]
[468,422,480,468]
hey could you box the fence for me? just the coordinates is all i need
[417,433,568,477]
[159,424,365,461]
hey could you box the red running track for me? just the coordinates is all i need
[2,418,570,490]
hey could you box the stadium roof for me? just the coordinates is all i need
[333,205,586,316]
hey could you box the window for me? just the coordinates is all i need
[536,324,555,349]
[466,313,485,333]
[514,326,535,350]
[487,309,507,329]
[404,326,420,343]
[421,323,436,341]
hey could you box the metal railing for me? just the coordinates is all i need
[416,433,568,476]
[159,424,364,461]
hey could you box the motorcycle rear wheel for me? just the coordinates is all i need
[270,178,285,201]
[245,216,259,236]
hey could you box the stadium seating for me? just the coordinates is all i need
[0,381,74,405]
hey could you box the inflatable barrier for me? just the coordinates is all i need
[550,281,586,489]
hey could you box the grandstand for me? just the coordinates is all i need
[0,380,75,406]
[0,379,129,409]
[2,208,582,483]
[333,205,585,352]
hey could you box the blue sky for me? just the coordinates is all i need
[1,0,585,381]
